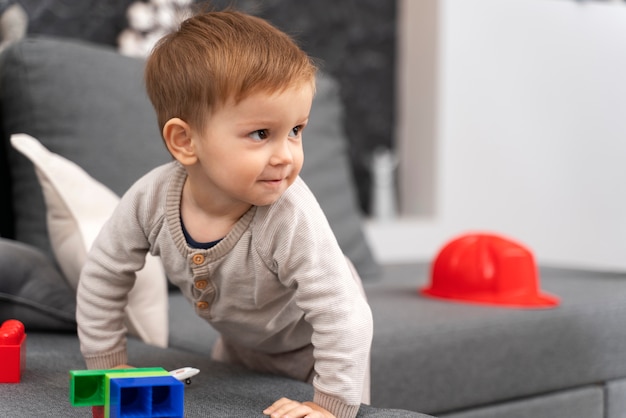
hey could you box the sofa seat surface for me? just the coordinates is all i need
[0,332,427,417]
[606,377,626,418]
[363,263,626,415]
[439,385,604,418]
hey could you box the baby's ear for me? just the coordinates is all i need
[163,118,196,165]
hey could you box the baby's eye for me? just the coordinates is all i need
[288,125,303,138]
[249,129,269,141]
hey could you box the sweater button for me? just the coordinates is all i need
[196,301,209,310]
[192,254,205,265]
[194,280,208,290]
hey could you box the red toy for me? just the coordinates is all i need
[92,406,104,418]
[421,232,559,308]
[0,319,27,383]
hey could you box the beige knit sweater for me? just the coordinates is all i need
[77,161,373,418]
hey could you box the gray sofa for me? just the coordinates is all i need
[2,36,626,418]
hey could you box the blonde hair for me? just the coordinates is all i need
[145,10,317,134]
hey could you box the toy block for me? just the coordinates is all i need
[92,406,104,418]
[0,319,26,383]
[69,367,167,407]
[103,369,173,417]
[106,375,184,418]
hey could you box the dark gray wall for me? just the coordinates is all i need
[17,0,396,213]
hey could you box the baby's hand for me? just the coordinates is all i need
[263,397,335,418]
[113,364,134,369]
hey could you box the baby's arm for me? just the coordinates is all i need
[278,255,372,418]
[257,179,373,417]
[264,398,335,418]
[77,185,152,369]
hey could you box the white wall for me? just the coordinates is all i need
[367,0,626,270]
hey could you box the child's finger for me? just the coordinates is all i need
[281,404,319,418]
[263,397,293,415]
[264,397,309,417]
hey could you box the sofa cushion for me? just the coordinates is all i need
[0,36,171,257]
[439,386,603,418]
[10,133,169,348]
[606,378,626,418]
[0,36,379,281]
[0,238,76,331]
[367,264,626,414]
[0,333,427,417]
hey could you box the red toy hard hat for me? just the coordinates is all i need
[421,232,559,308]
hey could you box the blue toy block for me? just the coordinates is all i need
[107,375,184,418]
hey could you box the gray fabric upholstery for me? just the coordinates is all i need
[0,36,379,282]
[0,333,428,417]
[439,386,603,418]
[0,238,75,330]
[367,264,626,414]
[0,37,170,257]
[605,378,626,418]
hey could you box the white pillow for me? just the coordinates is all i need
[10,133,168,348]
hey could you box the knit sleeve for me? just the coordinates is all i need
[256,178,373,417]
[76,166,169,369]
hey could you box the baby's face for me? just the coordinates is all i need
[189,83,314,209]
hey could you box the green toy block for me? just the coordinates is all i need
[69,367,167,407]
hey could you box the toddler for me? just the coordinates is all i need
[77,9,373,418]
